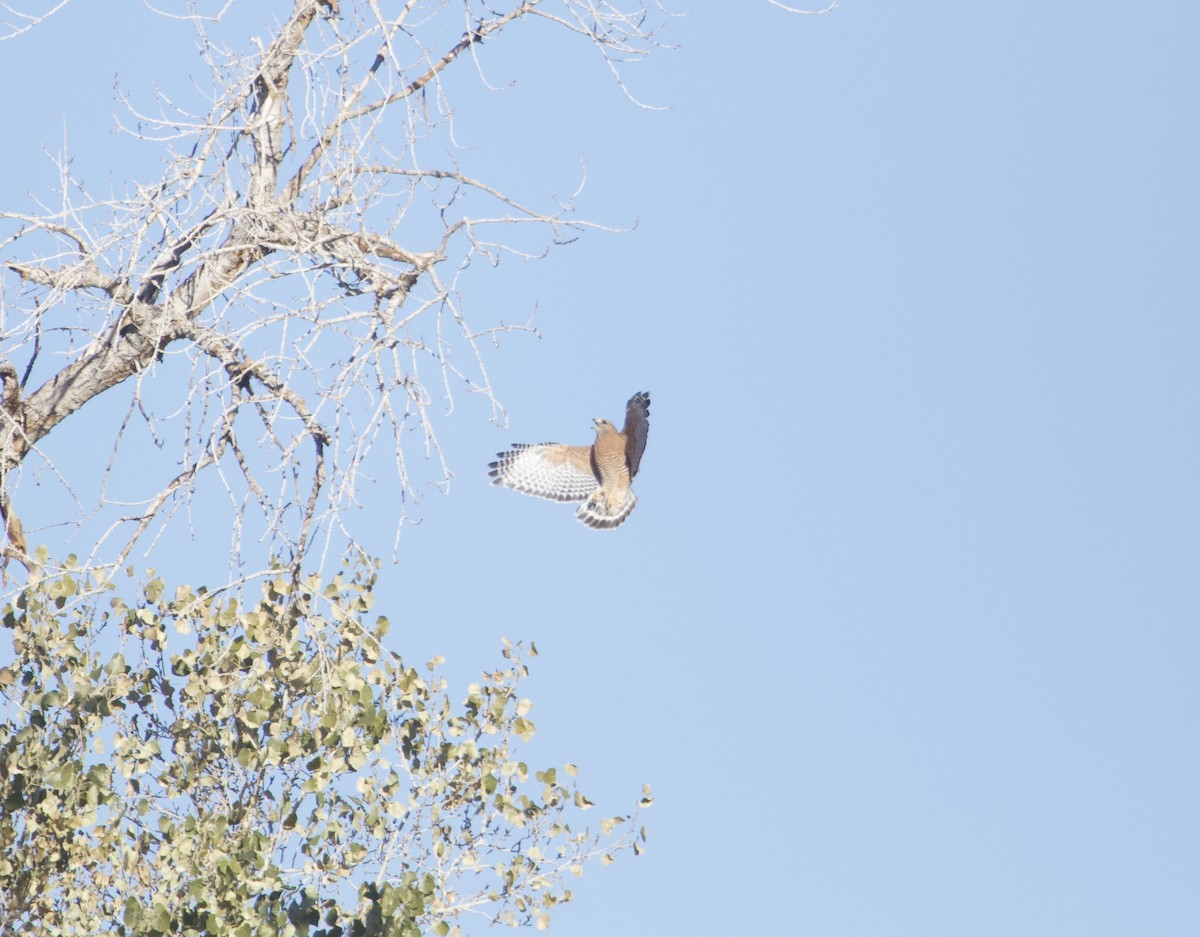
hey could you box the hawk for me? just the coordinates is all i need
[488,392,651,529]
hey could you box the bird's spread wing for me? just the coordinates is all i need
[622,392,651,477]
[488,443,598,502]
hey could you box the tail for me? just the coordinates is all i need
[576,489,637,530]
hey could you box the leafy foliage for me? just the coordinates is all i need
[0,557,649,935]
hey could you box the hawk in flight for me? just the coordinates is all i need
[488,392,651,529]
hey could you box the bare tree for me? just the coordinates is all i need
[0,0,663,586]
[0,0,836,588]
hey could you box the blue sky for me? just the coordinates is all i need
[2,2,1198,935]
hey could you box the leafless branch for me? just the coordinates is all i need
[767,0,839,13]
[0,0,666,590]
[0,0,71,41]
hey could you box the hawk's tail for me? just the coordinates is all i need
[576,490,637,530]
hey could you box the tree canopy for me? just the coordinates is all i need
[0,557,649,934]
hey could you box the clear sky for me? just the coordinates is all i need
[2,2,1198,935]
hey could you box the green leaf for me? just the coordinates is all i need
[123,896,143,927]
[513,717,535,742]
[145,577,165,604]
